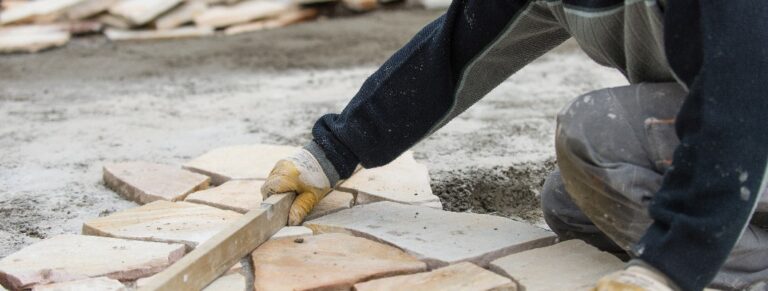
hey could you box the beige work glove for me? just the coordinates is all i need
[593,265,677,291]
[261,149,333,226]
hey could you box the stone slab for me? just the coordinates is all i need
[185,180,264,213]
[104,26,214,41]
[194,0,294,28]
[489,240,624,291]
[0,0,84,25]
[98,14,132,29]
[0,234,184,290]
[305,202,556,268]
[134,262,242,288]
[0,26,70,53]
[270,226,313,240]
[305,190,354,221]
[252,233,426,291]
[155,1,207,30]
[108,0,183,26]
[338,151,441,208]
[183,144,300,185]
[66,0,119,20]
[354,262,516,291]
[103,161,210,204]
[223,8,318,35]
[202,273,245,291]
[83,201,242,249]
[342,0,378,12]
[32,277,126,291]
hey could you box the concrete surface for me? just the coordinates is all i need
[0,8,625,257]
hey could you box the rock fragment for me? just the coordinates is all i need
[103,161,210,204]
[305,202,555,268]
[354,262,516,291]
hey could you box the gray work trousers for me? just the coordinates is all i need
[541,83,768,290]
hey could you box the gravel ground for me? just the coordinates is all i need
[0,8,626,257]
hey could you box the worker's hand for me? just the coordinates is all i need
[593,265,676,291]
[261,149,332,226]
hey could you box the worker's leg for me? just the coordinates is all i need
[547,82,768,289]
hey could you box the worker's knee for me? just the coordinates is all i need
[555,86,622,164]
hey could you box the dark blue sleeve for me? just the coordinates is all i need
[638,1,768,290]
[310,0,549,178]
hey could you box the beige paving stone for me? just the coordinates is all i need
[194,0,294,28]
[305,202,555,268]
[270,226,313,240]
[185,180,264,213]
[202,273,245,291]
[338,151,441,209]
[489,240,624,291]
[108,0,183,26]
[0,25,70,53]
[252,233,426,291]
[83,201,242,249]
[155,1,207,30]
[32,277,126,291]
[354,262,516,291]
[98,14,132,29]
[0,234,184,290]
[66,0,119,20]
[0,0,84,25]
[103,161,210,204]
[183,144,300,185]
[305,190,354,221]
[104,26,214,42]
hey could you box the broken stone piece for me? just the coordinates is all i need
[252,233,426,291]
[354,262,516,291]
[489,240,624,290]
[305,190,354,221]
[108,0,183,26]
[202,273,245,291]
[194,0,294,28]
[0,234,184,290]
[183,144,300,185]
[270,226,313,240]
[103,161,210,204]
[0,25,70,54]
[155,1,208,30]
[104,26,214,42]
[32,277,126,291]
[185,180,264,213]
[305,202,556,268]
[338,151,441,208]
[83,201,242,249]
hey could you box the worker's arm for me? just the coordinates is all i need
[616,1,768,290]
[309,0,570,181]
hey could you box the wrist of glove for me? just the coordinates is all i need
[261,149,333,226]
[594,262,677,291]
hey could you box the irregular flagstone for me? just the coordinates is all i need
[0,25,70,54]
[32,277,126,291]
[0,234,184,290]
[252,233,426,291]
[108,0,183,26]
[305,190,354,221]
[305,202,556,268]
[83,201,242,249]
[155,1,208,30]
[270,226,313,240]
[66,0,119,20]
[194,0,294,28]
[103,161,210,204]
[104,26,214,41]
[0,0,84,25]
[489,240,624,291]
[338,151,441,208]
[183,144,300,185]
[202,273,245,291]
[354,262,516,291]
[185,180,264,213]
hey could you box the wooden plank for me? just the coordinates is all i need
[137,193,294,291]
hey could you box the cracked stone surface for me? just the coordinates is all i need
[183,144,299,185]
[337,151,441,208]
[185,180,264,213]
[305,190,354,221]
[83,201,241,249]
[32,277,126,291]
[354,262,516,291]
[103,161,210,204]
[305,202,555,268]
[0,234,184,290]
[251,233,426,291]
[489,240,624,291]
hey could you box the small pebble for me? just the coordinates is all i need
[294,238,304,244]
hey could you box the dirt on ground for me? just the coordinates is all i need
[0,8,626,257]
